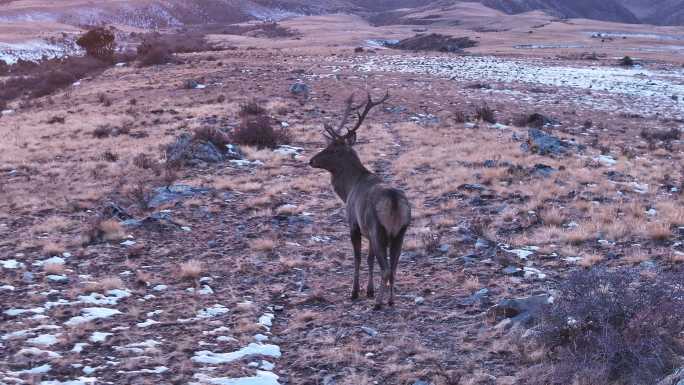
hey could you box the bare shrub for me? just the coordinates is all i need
[193,126,231,148]
[93,125,113,138]
[0,56,109,103]
[420,230,441,254]
[178,260,204,280]
[232,115,291,149]
[239,99,266,117]
[535,268,684,385]
[76,27,116,61]
[474,103,496,123]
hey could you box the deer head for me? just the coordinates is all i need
[309,91,389,172]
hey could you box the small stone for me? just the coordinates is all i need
[414,296,425,305]
[361,326,378,337]
[503,266,523,276]
[475,238,491,250]
[439,244,450,253]
[290,82,310,95]
[22,272,35,283]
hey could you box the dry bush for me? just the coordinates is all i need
[43,262,65,274]
[86,276,125,292]
[239,99,267,117]
[419,230,441,254]
[81,218,126,245]
[76,27,116,61]
[232,115,291,149]
[194,126,231,148]
[540,207,565,226]
[136,31,216,66]
[249,238,277,253]
[536,268,684,385]
[474,103,496,124]
[0,56,110,104]
[178,260,204,280]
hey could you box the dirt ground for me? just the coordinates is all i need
[1,8,684,385]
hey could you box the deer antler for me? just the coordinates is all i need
[324,91,389,143]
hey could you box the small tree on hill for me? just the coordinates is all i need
[77,27,116,61]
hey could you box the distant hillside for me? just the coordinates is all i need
[620,0,684,25]
[478,0,640,24]
[475,0,684,25]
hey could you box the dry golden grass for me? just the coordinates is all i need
[656,200,684,226]
[85,276,125,292]
[463,276,481,292]
[579,253,605,267]
[42,241,65,256]
[249,237,277,253]
[43,262,65,274]
[99,219,126,241]
[540,207,565,226]
[32,216,73,234]
[178,260,204,280]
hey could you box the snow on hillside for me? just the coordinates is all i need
[0,40,81,64]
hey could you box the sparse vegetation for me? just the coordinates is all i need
[534,268,684,385]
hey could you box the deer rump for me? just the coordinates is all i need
[347,175,411,240]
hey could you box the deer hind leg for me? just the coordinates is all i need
[388,227,407,307]
[366,248,375,298]
[372,238,390,310]
[351,229,362,300]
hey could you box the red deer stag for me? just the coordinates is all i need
[309,92,411,309]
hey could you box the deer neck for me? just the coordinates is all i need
[331,160,370,203]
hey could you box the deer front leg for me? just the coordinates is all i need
[351,229,362,300]
[366,249,375,298]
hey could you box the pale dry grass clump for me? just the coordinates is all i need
[178,260,204,280]
[463,276,481,292]
[42,241,65,256]
[539,207,565,226]
[32,216,73,234]
[43,262,65,274]
[99,219,126,241]
[249,237,277,253]
[579,253,605,267]
[85,276,125,292]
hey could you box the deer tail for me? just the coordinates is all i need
[375,189,411,237]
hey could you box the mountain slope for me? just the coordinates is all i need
[478,0,640,23]
[621,0,684,25]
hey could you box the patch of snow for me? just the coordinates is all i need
[152,284,168,291]
[79,289,131,306]
[595,155,617,166]
[191,370,280,385]
[192,343,281,364]
[89,332,112,343]
[17,347,62,359]
[27,333,60,346]
[1,284,15,291]
[1,259,26,269]
[258,313,274,330]
[47,274,69,282]
[254,334,269,342]
[40,378,97,385]
[137,319,160,328]
[196,304,230,318]
[65,307,121,326]
[72,343,89,353]
[11,364,52,375]
[4,307,45,316]
[217,336,238,343]
[120,240,136,246]
[230,159,263,167]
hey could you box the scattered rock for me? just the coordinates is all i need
[461,288,490,307]
[526,113,560,128]
[289,82,310,96]
[656,367,684,385]
[502,266,523,276]
[386,33,477,53]
[166,133,242,167]
[531,163,556,177]
[148,184,210,208]
[489,294,553,327]
[361,326,378,337]
[524,128,571,156]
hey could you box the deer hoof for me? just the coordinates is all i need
[366,289,375,298]
[388,299,395,306]
[373,303,383,311]
[351,291,359,300]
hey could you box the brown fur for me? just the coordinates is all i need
[309,92,411,309]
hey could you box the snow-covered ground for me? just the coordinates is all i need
[0,40,81,64]
[346,55,684,119]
